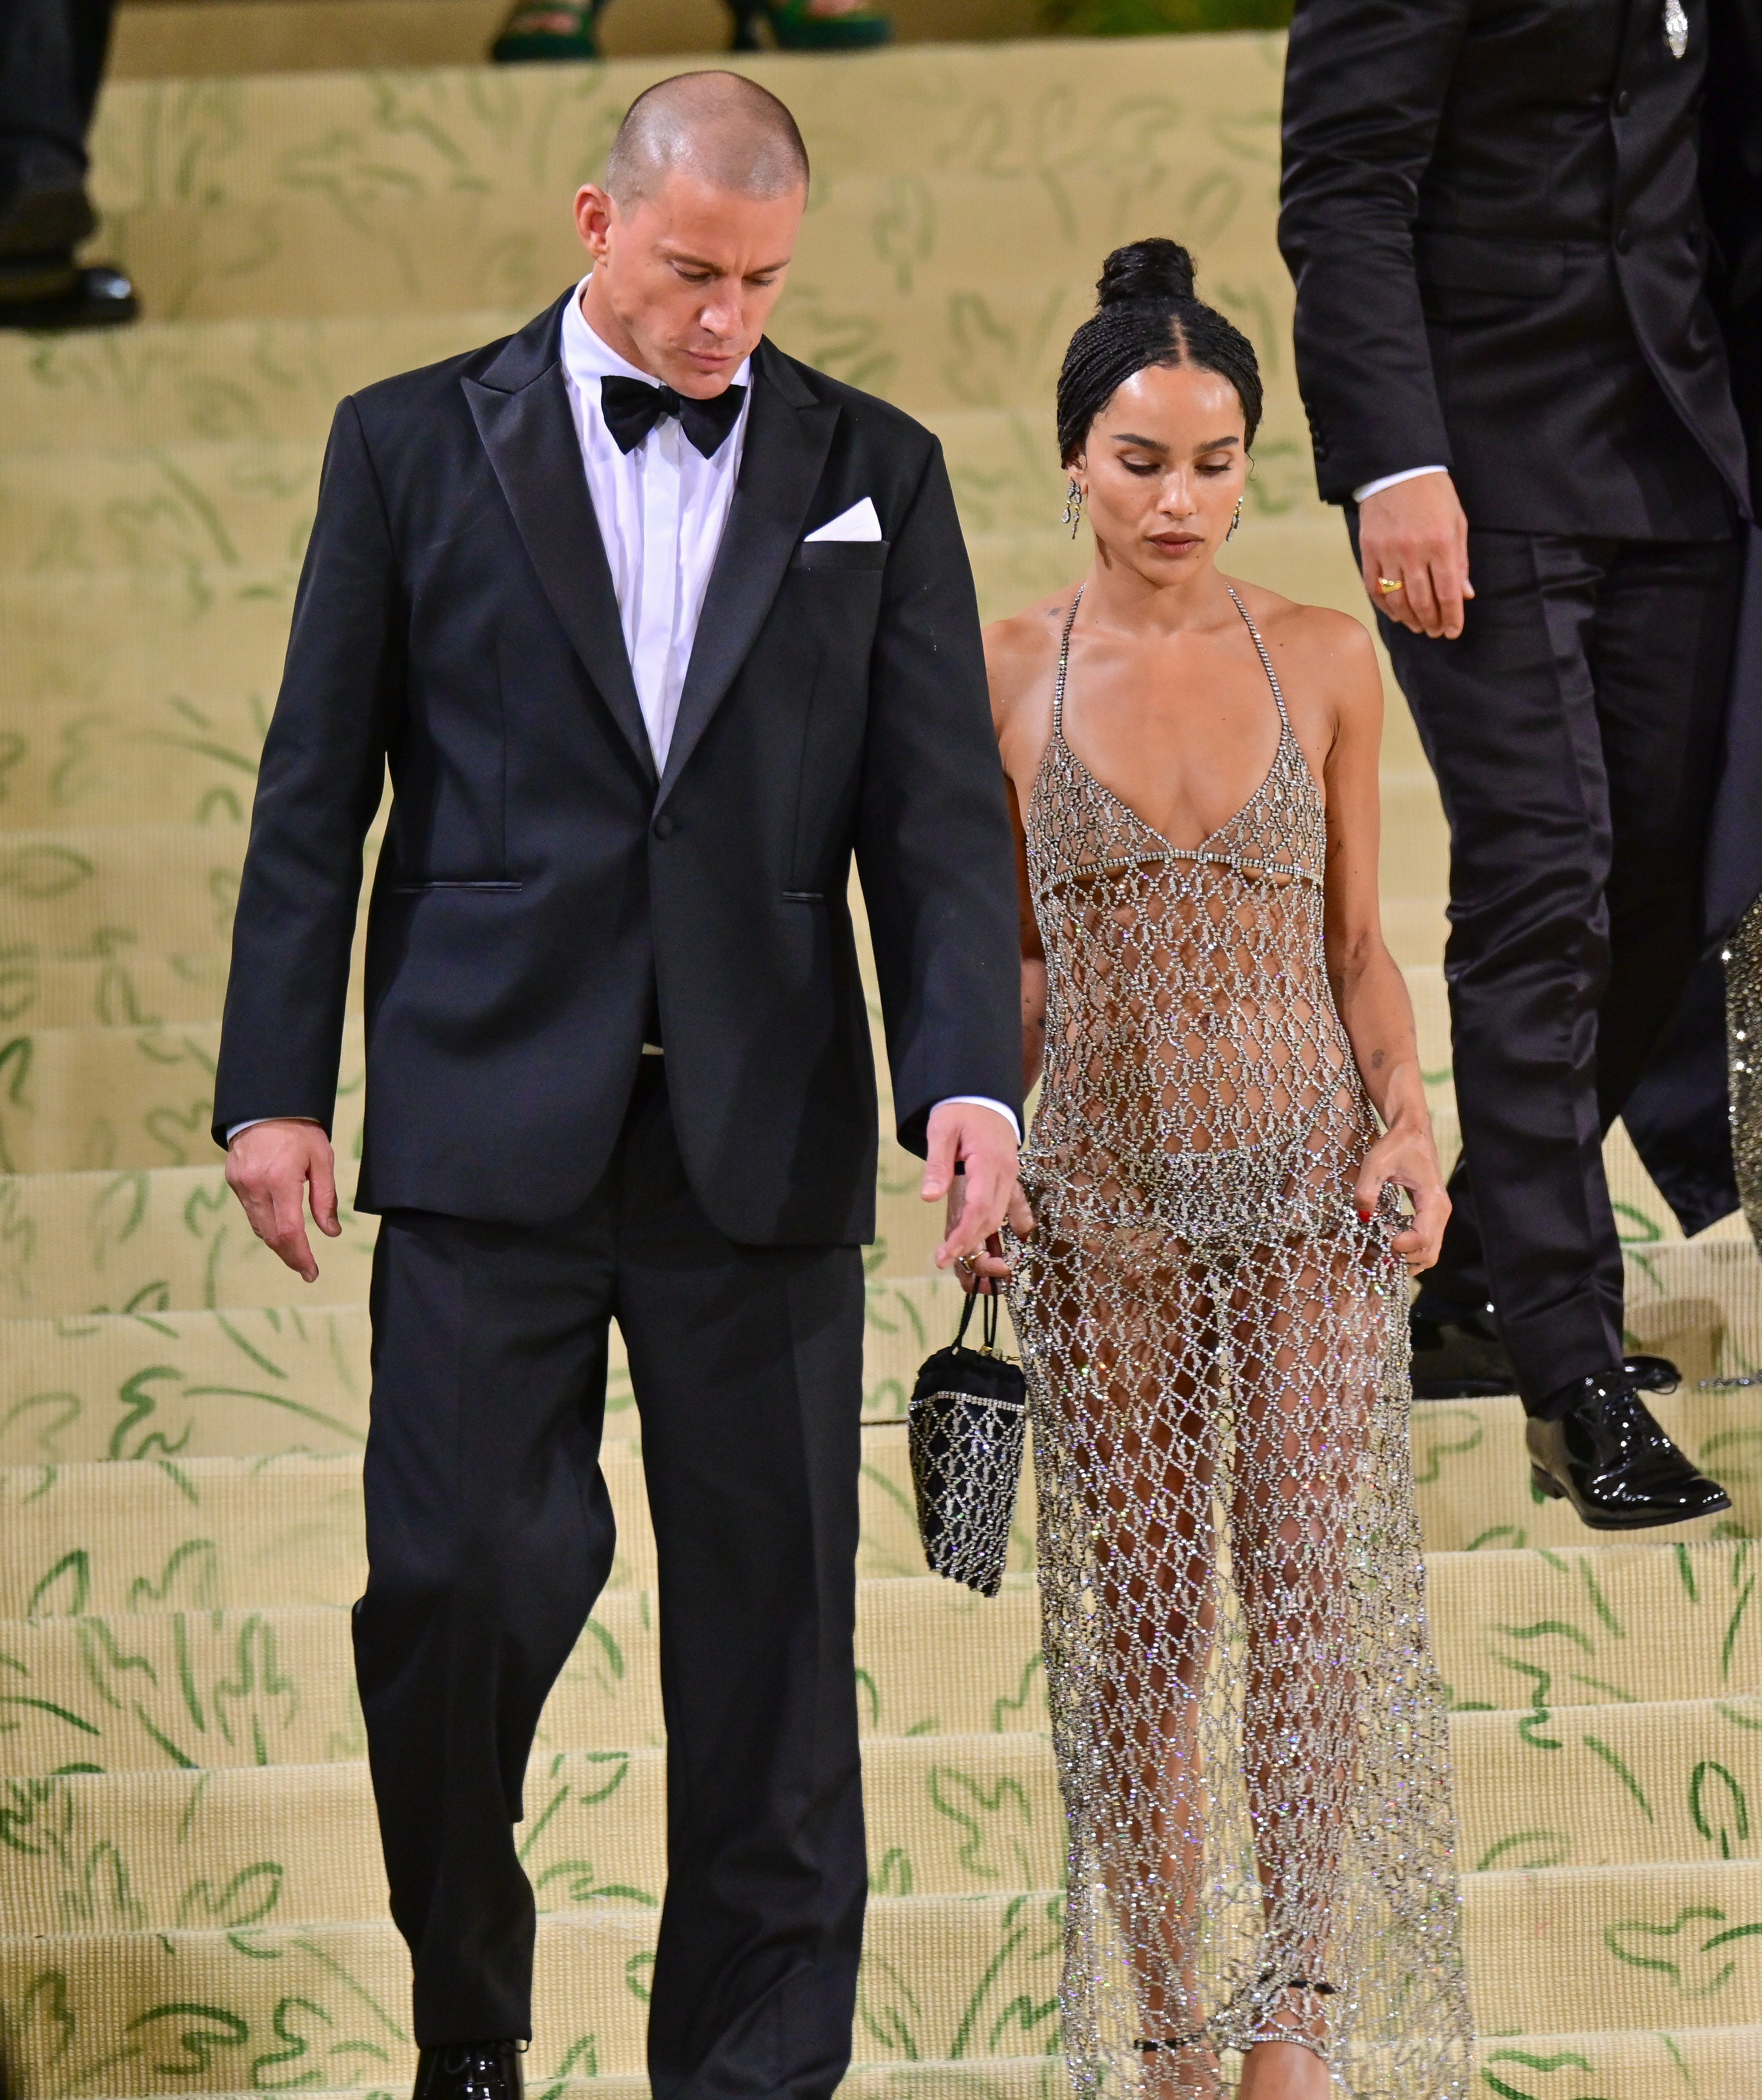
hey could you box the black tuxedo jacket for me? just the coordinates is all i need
[1279,0,1753,535]
[212,292,1022,1242]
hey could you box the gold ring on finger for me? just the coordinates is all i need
[1378,576,1404,593]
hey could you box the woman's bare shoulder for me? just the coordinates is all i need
[984,594,1069,703]
[1230,584,1379,702]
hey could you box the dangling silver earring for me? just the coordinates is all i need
[1226,496,1243,541]
[1062,480,1084,539]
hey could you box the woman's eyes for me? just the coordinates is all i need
[1116,456,1236,477]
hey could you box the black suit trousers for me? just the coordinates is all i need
[1365,524,1741,1407]
[0,0,114,188]
[353,1060,868,2081]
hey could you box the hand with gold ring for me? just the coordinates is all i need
[1357,470,1474,638]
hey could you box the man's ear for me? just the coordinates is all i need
[575,183,617,262]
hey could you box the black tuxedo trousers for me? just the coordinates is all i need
[1363,522,1742,1406]
[355,1060,868,2064]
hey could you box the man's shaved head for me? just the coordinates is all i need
[605,71,809,207]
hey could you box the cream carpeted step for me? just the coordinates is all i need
[0,1019,365,1175]
[4,1866,1759,2092]
[0,1165,379,1318]
[1431,1540,1762,1714]
[0,1733,1066,1937]
[107,0,1044,82]
[0,1434,1031,1618]
[6,1541,1758,1777]
[22,2040,1762,2100]
[1451,1696,1762,1872]
[81,38,1239,212]
[0,1578,1053,1776]
[15,1388,1762,1627]
[0,1897,1068,2090]
[0,1269,975,1464]
[6,1695,1756,1939]
[1469,1859,1762,2032]
[0,1164,975,1318]
[76,42,1282,317]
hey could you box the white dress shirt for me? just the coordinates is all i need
[559,277,752,774]
[229,283,1019,1147]
[1352,463,1449,503]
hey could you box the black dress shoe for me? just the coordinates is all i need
[0,177,98,262]
[0,263,137,331]
[413,2041,524,2100]
[1411,1295,1682,1402]
[1409,1298,1517,1398]
[1527,1371,1730,1531]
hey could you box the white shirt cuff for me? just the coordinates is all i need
[225,1116,321,1144]
[1351,464,1450,504]
[936,1096,1022,1144]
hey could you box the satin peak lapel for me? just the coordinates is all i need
[463,359,654,784]
[658,349,839,803]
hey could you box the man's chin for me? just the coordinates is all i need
[666,354,748,397]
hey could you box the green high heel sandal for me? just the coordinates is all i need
[491,0,611,63]
[727,0,894,52]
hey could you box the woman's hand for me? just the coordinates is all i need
[1354,1116,1450,1275]
[945,1172,1034,1294]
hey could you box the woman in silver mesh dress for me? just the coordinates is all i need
[977,242,1473,2100]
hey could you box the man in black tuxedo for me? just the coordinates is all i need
[1280,0,1756,1528]
[214,72,1024,2099]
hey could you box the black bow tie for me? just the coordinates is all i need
[599,374,746,459]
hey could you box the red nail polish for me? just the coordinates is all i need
[1357,1209,1372,1222]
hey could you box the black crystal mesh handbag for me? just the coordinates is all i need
[907,1290,1027,1599]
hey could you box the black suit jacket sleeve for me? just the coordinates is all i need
[1280,0,1470,502]
[854,434,1022,1157]
[214,398,401,1140]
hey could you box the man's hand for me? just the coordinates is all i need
[1358,471,1473,640]
[922,1101,1033,1290]
[225,1118,341,1283]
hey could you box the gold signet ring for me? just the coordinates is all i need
[1378,576,1404,593]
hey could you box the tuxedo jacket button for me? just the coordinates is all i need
[1615,89,1631,115]
[652,813,676,840]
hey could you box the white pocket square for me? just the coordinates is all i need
[803,497,882,543]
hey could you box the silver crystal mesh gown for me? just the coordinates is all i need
[1007,589,1472,2098]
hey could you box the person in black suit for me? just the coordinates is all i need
[1279,0,1756,1529]
[214,72,1025,2100]
[0,0,135,327]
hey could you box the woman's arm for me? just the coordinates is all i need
[1011,778,1049,1097]
[1314,611,1450,1273]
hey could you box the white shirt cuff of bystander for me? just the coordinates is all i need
[936,1096,1022,1144]
[1351,464,1449,504]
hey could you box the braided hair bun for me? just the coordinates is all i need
[1057,237,1262,464]
[1095,237,1197,309]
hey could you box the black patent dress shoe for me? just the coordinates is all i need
[0,262,137,330]
[1527,1371,1730,1531]
[412,2041,524,2100]
[1409,1298,1517,1398]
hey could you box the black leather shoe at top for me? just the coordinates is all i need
[1526,1371,1731,1532]
[413,2042,524,2100]
[1409,1298,1681,1401]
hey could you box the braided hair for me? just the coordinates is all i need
[1056,238,1263,465]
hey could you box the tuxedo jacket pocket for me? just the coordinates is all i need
[389,879,525,894]
[791,540,890,572]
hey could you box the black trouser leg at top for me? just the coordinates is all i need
[1365,526,1740,1411]
[0,0,115,194]
[354,1065,868,2083]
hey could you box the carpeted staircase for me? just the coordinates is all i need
[3,32,1762,2100]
